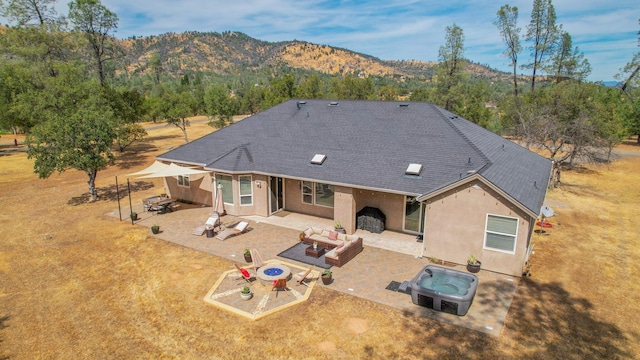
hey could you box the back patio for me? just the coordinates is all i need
[111,204,519,336]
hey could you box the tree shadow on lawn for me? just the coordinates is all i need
[67,181,155,205]
[0,314,9,360]
[397,279,636,358]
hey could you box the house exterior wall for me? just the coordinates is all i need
[334,186,355,233]
[352,189,405,232]
[283,179,334,219]
[423,180,533,277]
[164,173,214,206]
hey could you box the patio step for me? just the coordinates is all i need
[398,281,411,294]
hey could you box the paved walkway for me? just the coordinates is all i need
[109,204,519,336]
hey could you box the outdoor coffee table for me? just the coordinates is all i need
[305,246,325,258]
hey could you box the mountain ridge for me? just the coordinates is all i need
[120,30,512,81]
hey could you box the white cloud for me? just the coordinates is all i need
[1,0,637,80]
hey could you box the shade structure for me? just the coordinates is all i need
[213,183,225,215]
[127,161,170,177]
[137,163,210,179]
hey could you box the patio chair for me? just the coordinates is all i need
[250,249,265,270]
[215,221,249,241]
[234,263,252,283]
[294,267,314,287]
[205,212,222,232]
[271,278,290,297]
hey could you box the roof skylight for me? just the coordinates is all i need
[311,154,327,165]
[405,163,422,176]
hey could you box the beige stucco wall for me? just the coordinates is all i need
[164,173,214,206]
[423,180,533,277]
[283,179,334,219]
[352,189,405,232]
[334,186,355,233]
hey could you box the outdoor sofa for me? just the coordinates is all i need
[301,227,364,267]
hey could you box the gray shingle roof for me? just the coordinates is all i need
[158,99,551,216]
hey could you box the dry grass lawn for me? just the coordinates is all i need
[1,123,639,359]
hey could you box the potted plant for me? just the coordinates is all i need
[313,241,318,249]
[334,221,346,234]
[467,255,481,273]
[130,212,138,221]
[244,248,252,263]
[299,231,305,241]
[240,285,252,300]
[151,225,160,234]
[321,269,332,285]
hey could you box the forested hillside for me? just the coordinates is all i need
[118,31,509,81]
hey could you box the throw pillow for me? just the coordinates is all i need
[336,242,344,249]
[328,230,338,240]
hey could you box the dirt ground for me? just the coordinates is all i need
[1,123,639,359]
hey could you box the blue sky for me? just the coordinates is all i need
[12,0,640,81]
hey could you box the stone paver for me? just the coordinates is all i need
[108,205,518,336]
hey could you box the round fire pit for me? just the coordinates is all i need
[257,263,291,285]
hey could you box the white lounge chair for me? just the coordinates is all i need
[205,212,222,231]
[215,221,249,241]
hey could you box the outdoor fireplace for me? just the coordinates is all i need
[356,206,386,233]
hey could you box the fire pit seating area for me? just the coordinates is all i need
[301,227,364,267]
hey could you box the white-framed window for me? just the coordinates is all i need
[302,181,313,204]
[314,182,334,208]
[177,174,190,187]
[216,174,234,205]
[301,181,334,208]
[239,175,253,206]
[484,214,518,254]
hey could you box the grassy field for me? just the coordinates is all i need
[0,122,639,359]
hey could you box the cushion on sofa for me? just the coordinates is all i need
[328,230,338,240]
[337,233,346,241]
[304,228,313,237]
[321,229,331,237]
[337,244,348,254]
[311,227,323,235]
[325,249,338,259]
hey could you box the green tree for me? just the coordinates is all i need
[296,73,325,99]
[548,31,591,82]
[68,0,119,85]
[502,82,626,186]
[103,87,146,151]
[436,23,465,110]
[329,75,375,100]
[524,0,559,91]
[149,51,163,85]
[26,63,117,201]
[452,81,493,128]
[262,74,295,108]
[495,4,522,96]
[615,19,640,142]
[159,90,196,143]
[0,0,60,26]
[204,84,235,128]
[378,84,398,101]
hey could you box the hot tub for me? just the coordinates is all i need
[410,265,478,316]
